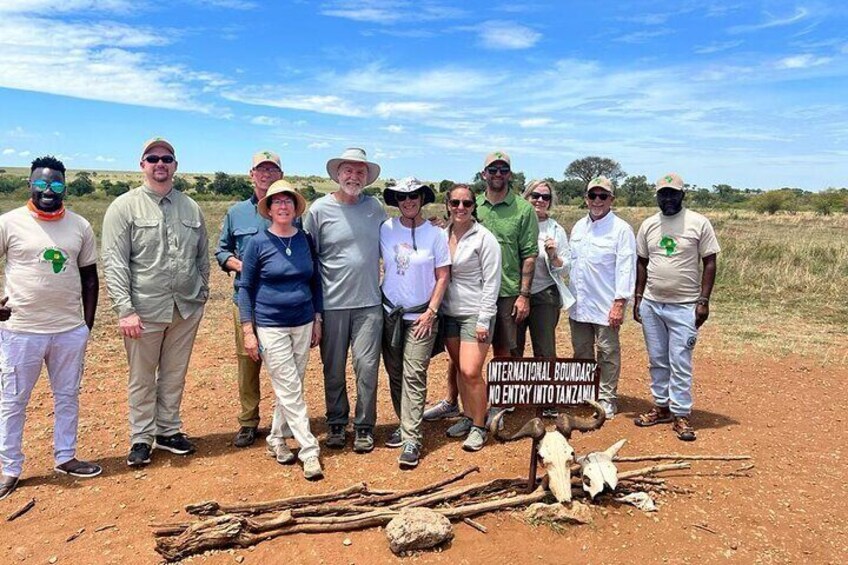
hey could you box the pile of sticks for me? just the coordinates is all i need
[151,454,751,562]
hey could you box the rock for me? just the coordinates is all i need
[524,501,593,525]
[385,508,453,554]
[14,546,27,561]
[342,538,351,546]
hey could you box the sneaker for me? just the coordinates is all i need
[422,400,460,421]
[353,428,374,453]
[541,408,558,419]
[673,416,697,442]
[303,456,324,480]
[233,426,257,448]
[154,433,196,455]
[54,458,102,478]
[599,399,617,420]
[462,426,488,452]
[325,425,347,449]
[385,427,403,448]
[127,443,152,467]
[0,475,20,501]
[634,406,673,427]
[267,442,296,464]
[446,416,473,438]
[398,441,420,469]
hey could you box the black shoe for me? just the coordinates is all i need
[0,475,20,500]
[233,426,257,448]
[353,428,374,453]
[54,458,102,478]
[398,441,420,469]
[385,427,403,448]
[325,425,347,449]
[153,433,196,455]
[127,443,152,467]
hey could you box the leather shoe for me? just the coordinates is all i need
[0,475,20,501]
[233,426,257,448]
[54,458,102,478]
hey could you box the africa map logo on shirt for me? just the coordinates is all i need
[41,247,69,273]
[659,236,677,256]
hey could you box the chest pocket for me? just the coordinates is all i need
[233,226,258,256]
[588,239,616,266]
[180,218,202,250]
[132,218,161,247]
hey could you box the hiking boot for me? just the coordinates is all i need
[634,406,673,427]
[446,416,473,438]
[462,426,488,452]
[154,433,196,455]
[127,443,152,467]
[599,399,617,420]
[398,441,420,469]
[385,427,403,448]
[325,425,347,449]
[422,400,460,421]
[353,429,374,453]
[673,416,697,442]
[0,475,20,501]
[54,458,102,478]
[303,456,324,480]
[267,442,296,465]
[233,426,257,448]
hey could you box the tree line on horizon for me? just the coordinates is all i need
[0,156,845,215]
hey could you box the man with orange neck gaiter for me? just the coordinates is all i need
[0,156,101,501]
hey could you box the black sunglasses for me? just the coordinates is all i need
[144,155,175,164]
[530,192,552,202]
[586,192,611,201]
[485,165,510,175]
[449,199,475,208]
[395,192,421,202]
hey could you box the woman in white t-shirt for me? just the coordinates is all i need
[380,177,451,469]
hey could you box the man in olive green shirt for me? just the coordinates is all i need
[101,137,209,467]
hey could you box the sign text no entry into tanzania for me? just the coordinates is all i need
[487,357,600,408]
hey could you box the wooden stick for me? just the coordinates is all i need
[94,524,117,532]
[614,454,751,462]
[390,478,524,510]
[354,466,480,506]
[6,498,35,522]
[463,517,488,533]
[185,483,369,516]
[66,528,85,542]
[617,462,691,479]
[691,523,718,535]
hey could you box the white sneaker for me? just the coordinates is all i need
[462,427,488,452]
[303,456,323,480]
[599,399,617,420]
[267,442,296,465]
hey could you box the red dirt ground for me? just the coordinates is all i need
[1,268,846,564]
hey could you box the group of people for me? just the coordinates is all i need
[0,139,719,500]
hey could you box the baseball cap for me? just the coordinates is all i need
[587,176,614,194]
[655,172,685,192]
[141,137,175,158]
[483,150,511,168]
[252,150,282,170]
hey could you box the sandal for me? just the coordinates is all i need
[634,406,673,427]
[672,416,697,441]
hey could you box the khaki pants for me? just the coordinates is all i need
[382,315,436,446]
[569,318,621,402]
[232,305,262,428]
[125,306,203,446]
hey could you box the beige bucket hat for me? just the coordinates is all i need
[258,180,307,219]
[326,147,381,186]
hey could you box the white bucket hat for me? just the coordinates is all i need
[326,147,381,187]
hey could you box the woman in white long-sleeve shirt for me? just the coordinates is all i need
[439,184,501,452]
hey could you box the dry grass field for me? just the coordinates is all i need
[0,193,845,564]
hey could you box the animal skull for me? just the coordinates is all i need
[576,439,627,499]
[490,400,606,503]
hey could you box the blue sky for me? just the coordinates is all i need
[1,0,847,190]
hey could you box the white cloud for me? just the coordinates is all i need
[0,1,132,13]
[336,64,494,98]
[320,0,464,24]
[250,115,282,126]
[477,22,541,50]
[614,29,674,44]
[95,155,116,162]
[694,40,744,54]
[374,101,439,117]
[308,141,331,149]
[518,117,552,128]
[382,124,405,133]
[775,54,832,69]
[728,7,809,34]
[18,151,31,157]
[2,148,16,155]
[224,90,364,116]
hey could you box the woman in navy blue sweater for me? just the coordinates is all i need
[238,180,324,480]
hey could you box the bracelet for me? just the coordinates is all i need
[696,296,710,306]
[427,306,438,315]
[519,290,530,298]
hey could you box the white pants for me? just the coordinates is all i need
[257,324,319,462]
[0,325,89,478]
[639,299,698,416]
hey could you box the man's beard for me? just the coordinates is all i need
[340,182,363,197]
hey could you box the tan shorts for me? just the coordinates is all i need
[443,315,495,344]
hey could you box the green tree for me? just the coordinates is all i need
[300,184,320,202]
[555,178,585,202]
[0,175,27,194]
[751,191,788,215]
[68,171,95,196]
[211,172,235,195]
[619,175,653,206]
[564,156,626,189]
[510,171,526,193]
[438,179,455,193]
[194,175,210,194]
[173,175,190,192]
[105,180,131,197]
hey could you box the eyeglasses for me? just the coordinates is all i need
[31,180,66,194]
[530,192,552,202]
[586,192,611,201]
[144,155,175,164]
[254,165,281,174]
[395,192,421,202]
[449,199,475,208]
[485,165,510,175]
[270,197,295,207]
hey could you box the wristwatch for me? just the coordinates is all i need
[696,297,710,306]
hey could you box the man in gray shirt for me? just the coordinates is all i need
[102,137,209,467]
[303,148,387,454]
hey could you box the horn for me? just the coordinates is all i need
[603,438,627,459]
[567,399,607,434]
[554,413,573,439]
[490,413,545,442]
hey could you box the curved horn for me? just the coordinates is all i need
[604,438,627,459]
[568,399,607,434]
[554,413,573,439]
[490,413,545,442]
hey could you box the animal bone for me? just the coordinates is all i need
[576,439,627,499]
[490,401,606,503]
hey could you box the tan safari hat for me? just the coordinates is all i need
[655,172,685,192]
[258,180,307,219]
[326,147,381,186]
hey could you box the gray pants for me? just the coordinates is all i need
[515,284,561,358]
[382,315,436,446]
[125,306,203,446]
[321,305,383,430]
[569,318,621,402]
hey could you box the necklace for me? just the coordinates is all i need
[275,232,295,256]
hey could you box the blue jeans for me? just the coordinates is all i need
[638,298,698,416]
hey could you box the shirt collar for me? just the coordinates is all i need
[587,210,615,226]
[142,184,172,203]
[479,190,515,207]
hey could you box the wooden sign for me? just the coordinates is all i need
[486,357,600,407]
